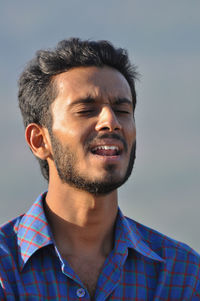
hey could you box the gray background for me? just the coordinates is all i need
[1,1,200,251]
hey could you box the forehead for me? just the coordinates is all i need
[53,66,132,103]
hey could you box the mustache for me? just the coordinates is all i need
[86,133,128,152]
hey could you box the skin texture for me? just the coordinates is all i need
[25,66,136,298]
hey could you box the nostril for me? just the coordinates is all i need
[99,126,110,131]
[96,123,122,132]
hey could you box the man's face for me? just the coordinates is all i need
[48,66,136,194]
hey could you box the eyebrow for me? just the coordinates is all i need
[70,96,132,107]
[70,97,96,106]
[113,98,132,106]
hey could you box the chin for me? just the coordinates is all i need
[71,170,131,195]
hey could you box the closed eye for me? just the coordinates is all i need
[118,110,130,113]
[114,109,131,114]
[76,109,97,116]
[113,102,132,115]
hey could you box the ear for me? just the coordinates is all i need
[25,123,51,160]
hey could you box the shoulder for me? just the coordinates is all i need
[0,216,25,298]
[126,216,200,264]
[0,215,24,259]
[124,216,200,297]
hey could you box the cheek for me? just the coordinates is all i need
[62,124,95,152]
[132,124,136,140]
[125,119,136,145]
[52,116,87,143]
[76,121,97,145]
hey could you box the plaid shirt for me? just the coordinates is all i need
[0,192,200,300]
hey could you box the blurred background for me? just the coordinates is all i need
[0,0,199,251]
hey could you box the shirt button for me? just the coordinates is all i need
[76,288,86,298]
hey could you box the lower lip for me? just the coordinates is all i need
[90,153,122,162]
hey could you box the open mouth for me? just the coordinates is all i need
[91,145,121,156]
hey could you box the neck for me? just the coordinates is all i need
[45,180,118,258]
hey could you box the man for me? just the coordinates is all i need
[0,38,199,300]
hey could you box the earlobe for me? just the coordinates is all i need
[25,123,51,160]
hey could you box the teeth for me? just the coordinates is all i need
[92,145,119,151]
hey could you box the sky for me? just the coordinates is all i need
[0,0,200,251]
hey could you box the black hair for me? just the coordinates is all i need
[18,38,138,181]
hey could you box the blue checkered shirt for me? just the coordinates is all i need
[0,192,200,300]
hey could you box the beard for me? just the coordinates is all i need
[49,132,136,195]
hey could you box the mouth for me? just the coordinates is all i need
[90,145,122,157]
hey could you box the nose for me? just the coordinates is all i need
[95,105,122,132]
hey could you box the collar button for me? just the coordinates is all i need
[76,288,86,298]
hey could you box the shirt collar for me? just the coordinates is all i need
[17,192,53,271]
[114,209,165,263]
[17,192,164,271]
